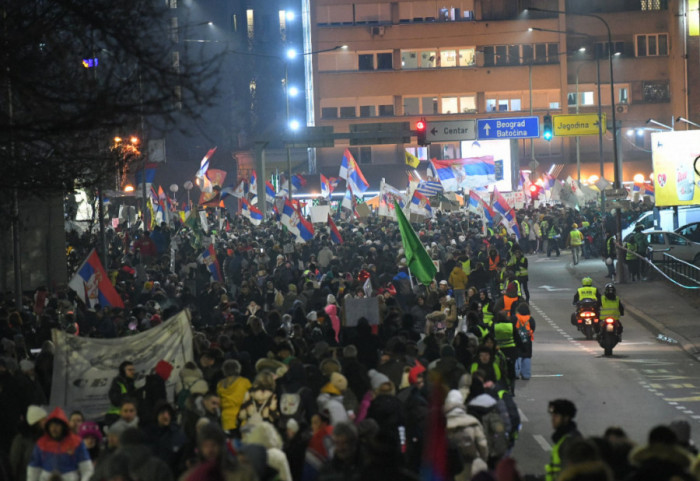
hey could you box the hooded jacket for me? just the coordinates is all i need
[27,407,93,481]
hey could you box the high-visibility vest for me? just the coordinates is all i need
[569,230,583,246]
[545,434,570,481]
[600,296,621,320]
[494,322,516,348]
[470,360,502,381]
[482,303,494,326]
[515,257,528,278]
[489,255,501,271]
[462,258,472,276]
[477,325,491,338]
[625,242,637,260]
[503,294,519,313]
[522,222,530,236]
[515,313,534,341]
[576,286,597,300]
[106,381,127,415]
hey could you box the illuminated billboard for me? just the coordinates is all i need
[460,139,513,192]
[651,130,700,207]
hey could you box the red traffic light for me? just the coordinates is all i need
[416,120,426,131]
[529,184,538,194]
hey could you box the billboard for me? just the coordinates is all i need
[460,139,512,192]
[651,131,700,207]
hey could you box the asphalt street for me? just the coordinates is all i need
[510,250,700,476]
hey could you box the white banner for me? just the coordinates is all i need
[50,310,194,419]
[310,205,331,224]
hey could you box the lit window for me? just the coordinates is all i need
[640,0,661,10]
[247,9,254,39]
[441,97,458,114]
[279,11,287,40]
[459,96,476,113]
[459,48,475,66]
[440,49,458,67]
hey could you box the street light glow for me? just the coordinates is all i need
[633,174,645,183]
[124,185,135,192]
[289,119,300,131]
[286,48,297,59]
[285,10,295,21]
[288,86,299,97]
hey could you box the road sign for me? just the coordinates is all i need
[425,120,476,142]
[285,126,334,148]
[552,113,606,137]
[604,187,628,200]
[349,122,411,145]
[477,116,540,140]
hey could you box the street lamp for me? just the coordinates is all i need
[676,116,700,129]
[528,7,628,282]
[646,118,674,130]
[527,8,620,188]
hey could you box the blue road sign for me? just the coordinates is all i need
[477,116,540,140]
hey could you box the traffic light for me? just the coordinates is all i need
[543,115,553,141]
[529,183,542,200]
[416,118,429,146]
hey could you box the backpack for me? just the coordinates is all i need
[481,408,508,460]
[448,425,478,461]
[278,386,310,430]
[517,318,532,344]
[176,379,196,412]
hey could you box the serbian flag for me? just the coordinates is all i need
[510,217,522,239]
[635,182,654,196]
[221,180,246,199]
[410,190,433,217]
[430,156,496,191]
[468,190,482,211]
[291,174,307,191]
[135,162,157,188]
[327,214,343,244]
[295,206,315,242]
[249,171,258,196]
[68,249,124,308]
[198,244,222,282]
[195,147,217,193]
[320,174,332,199]
[281,200,300,235]
[341,186,357,216]
[241,198,263,226]
[543,173,556,191]
[491,187,513,221]
[420,384,449,481]
[481,198,497,224]
[339,149,369,194]
[265,181,276,204]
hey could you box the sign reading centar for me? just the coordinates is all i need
[552,114,606,137]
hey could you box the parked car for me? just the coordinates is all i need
[675,222,700,243]
[621,206,700,240]
[642,231,700,266]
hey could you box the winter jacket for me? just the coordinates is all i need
[445,404,489,481]
[27,407,93,481]
[217,375,252,430]
[317,385,349,426]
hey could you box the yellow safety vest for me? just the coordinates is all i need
[461,259,471,276]
[600,296,621,320]
[494,322,516,349]
[516,258,528,278]
[577,286,597,300]
[569,230,583,246]
[106,381,127,415]
[482,303,494,326]
[545,434,570,481]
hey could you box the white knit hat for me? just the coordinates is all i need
[26,405,48,426]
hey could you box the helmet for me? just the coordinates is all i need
[582,277,593,286]
[572,223,578,229]
[605,283,616,297]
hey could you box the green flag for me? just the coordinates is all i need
[394,201,436,285]
[183,210,204,249]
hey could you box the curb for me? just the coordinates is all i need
[564,258,700,360]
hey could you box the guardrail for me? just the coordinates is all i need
[616,243,700,290]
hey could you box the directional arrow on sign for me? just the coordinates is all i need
[430,128,438,136]
[538,285,571,292]
[483,124,491,136]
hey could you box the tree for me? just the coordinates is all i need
[0,0,223,195]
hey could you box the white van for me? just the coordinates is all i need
[621,206,700,240]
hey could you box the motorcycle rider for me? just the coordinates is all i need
[571,277,601,327]
[600,283,624,338]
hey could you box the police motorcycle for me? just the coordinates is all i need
[597,283,623,356]
[572,298,600,340]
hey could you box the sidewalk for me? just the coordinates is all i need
[565,255,700,360]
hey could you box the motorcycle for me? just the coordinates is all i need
[598,316,622,356]
[571,298,600,340]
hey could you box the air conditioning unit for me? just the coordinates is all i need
[616,103,629,114]
[371,26,385,36]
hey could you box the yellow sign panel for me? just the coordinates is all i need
[552,114,606,136]
[651,131,700,207]
[691,0,699,36]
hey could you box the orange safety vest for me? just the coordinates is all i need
[502,295,519,314]
[515,313,534,341]
[489,255,501,271]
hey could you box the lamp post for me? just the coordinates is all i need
[677,116,700,128]
[528,7,624,281]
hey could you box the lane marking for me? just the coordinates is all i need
[518,408,529,423]
[533,434,552,452]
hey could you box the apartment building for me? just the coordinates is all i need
[309,0,688,189]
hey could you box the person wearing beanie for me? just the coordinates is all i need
[138,359,174,427]
[514,302,536,381]
[78,421,103,465]
[433,344,467,390]
[10,406,48,481]
[493,282,523,320]
[26,407,93,481]
[444,389,489,481]
[317,372,349,426]
[106,360,137,425]
[546,399,582,481]
[217,358,251,434]
[469,345,502,387]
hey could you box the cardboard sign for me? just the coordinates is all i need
[355,203,371,219]
[310,205,331,224]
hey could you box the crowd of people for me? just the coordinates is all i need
[0,199,679,481]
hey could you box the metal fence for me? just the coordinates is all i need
[616,243,700,290]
